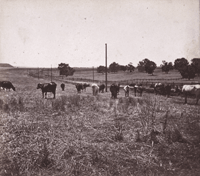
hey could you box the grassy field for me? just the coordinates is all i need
[23,67,200,86]
[0,68,200,176]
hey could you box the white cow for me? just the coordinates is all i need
[91,83,99,96]
[182,85,200,105]
[124,85,130,97]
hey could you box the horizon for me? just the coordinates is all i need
[0,0,199,68]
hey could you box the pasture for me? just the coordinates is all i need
[0,68,200,176]
[25,67,200,86]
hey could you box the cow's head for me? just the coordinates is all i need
[37,83,42,89]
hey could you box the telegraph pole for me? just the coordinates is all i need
[93,66,94,82]
[38,67,39,80]
[105,43,107,92]
[51,65,52,82]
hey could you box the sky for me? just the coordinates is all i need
[0,0,199,68]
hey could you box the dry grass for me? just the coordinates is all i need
[0,69,200,176]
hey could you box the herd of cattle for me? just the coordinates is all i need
[0,80,200,105]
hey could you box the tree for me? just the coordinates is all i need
[145,60,157,75]
[137,61,146,72]
[97,65,106,73]
[174,58,197,80]
[119,65,127,72]
[126,62,135,72]
[137,58,156,75]
[174,58,189,70]
[161,61,174,74]
[191,58,200,76]
[109,62,120,73]
[58,63,75,76]
[179,65,196,80]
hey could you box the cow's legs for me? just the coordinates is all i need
[134,87,137,97]
[184,93,187,104]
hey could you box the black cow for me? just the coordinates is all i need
[134,84,144,97]
[0,81,16,91]
[154,83,165,95]
[99,84,105,93]
[82,83,90,92]
[37,82,57,98]
[171,85,182,96]
[110,83,120,99]
[75,83,83,93]
[164,84,172,97]
[61,83,65,91]
[154,83,172,97]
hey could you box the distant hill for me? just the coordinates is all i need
[0,63,13,67]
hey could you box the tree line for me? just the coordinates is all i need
[97,58,200,80]
[58,58,200,80]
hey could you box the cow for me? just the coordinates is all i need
[182,84,200,105]
[134,84,144,97]
[154,83,165,95]
[61,83,65,91]
[129,83,143,97]
[91,83,99,96]
[164,84,172,98]
[0,81,16,91]
[99,84,105,93]
[171,85,182,96]
[110,83,120,99]
[75,83,83,93]
[124,85,130,97]
[117,83,120,95]
[82,83,90,92]
[37,82,57,99]
[154,83,172,97]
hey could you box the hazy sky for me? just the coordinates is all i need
[0,0,199,67]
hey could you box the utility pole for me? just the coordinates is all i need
[105,43,107,92]
[38,67,39,80]
[51,65,52,82]
[93,66,94,82]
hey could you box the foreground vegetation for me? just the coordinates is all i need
[0,69,200,176]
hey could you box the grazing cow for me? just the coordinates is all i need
[117,83,120,95]
[91,83,99,96]
[110,83,120,99]
[182,85,200,105]
[164,84,172,97]
[134,84,144,97]
[75,83,83,93]
[0,81,16,91]
[61,83,65,91]
[171,85,182,96]
[124,85,130,97]
[99,84,105,93]
[129,83,143,97]
[154,83,172,97]
[37,82,57,99]
[154,83,165,95]
[82,83,90,92]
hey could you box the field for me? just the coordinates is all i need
[0,68,200,176]
[25,67,200,86]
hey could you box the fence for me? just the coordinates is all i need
[28,68,200,88]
